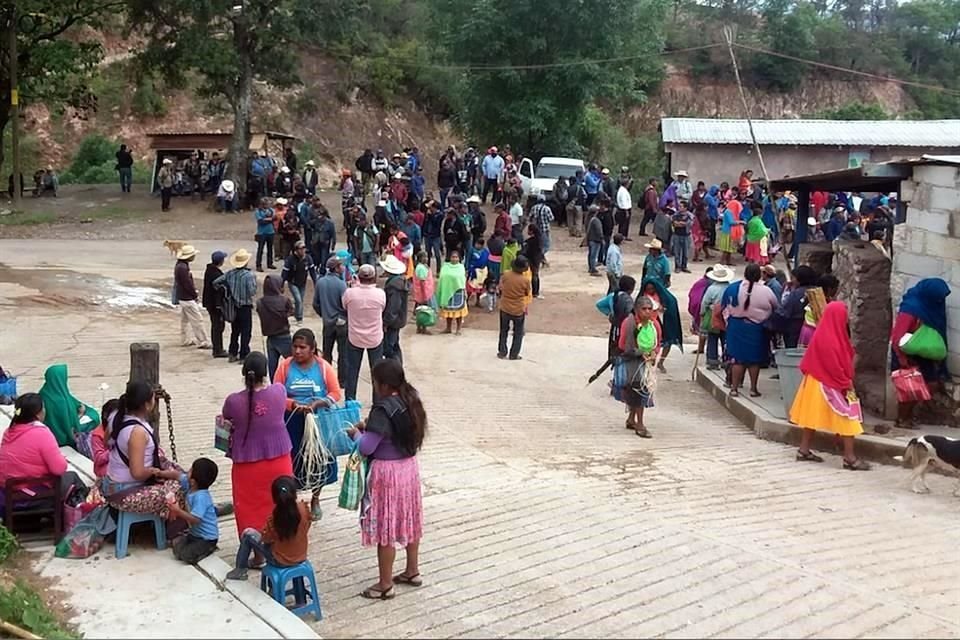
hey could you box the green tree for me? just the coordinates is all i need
[812,101,890,119]
[426,0,667,156]
[752,0,818,90]
[127,0,305,188]
[0,1,118,173]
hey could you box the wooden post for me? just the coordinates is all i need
[129,342,160,429]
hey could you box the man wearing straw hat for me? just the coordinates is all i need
[380,255,410,364]
[173,244,211,349]
[214,249,258,363]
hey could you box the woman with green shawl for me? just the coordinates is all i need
[638,277,683,373]
[745,213,769,266]
[501,237,520,275]
[38,363,100,450]
[437,250,469,335]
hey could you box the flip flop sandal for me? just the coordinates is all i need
[843,458,871,471]
[360,585,396,600]
[393,573,423,587]
[796,450,824,463]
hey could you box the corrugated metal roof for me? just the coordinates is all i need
[661,118,960,147]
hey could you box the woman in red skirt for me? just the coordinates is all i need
[347,358,427,600]
[221,352,294,566]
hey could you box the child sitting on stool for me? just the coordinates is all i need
[226,475,311,581]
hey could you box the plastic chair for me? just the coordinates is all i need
[260,560,323,620]
[115,511,167,559]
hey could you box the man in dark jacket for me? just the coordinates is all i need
[380,255,410,363]
[280,240,318,324]
[312,257,349,384]
[442,208,469,260]
[466,195,486,241]
[308,204,336,276]
[174,245,210,349]
[423,200,444,274]
[640,178,659,236]
[302,160,319,196]
[116,143,134,193]
[202,251,229,358]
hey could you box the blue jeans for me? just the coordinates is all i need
[588,241,602,273]
[542,232,551,256]
[119,167,132,193]
[266,334,292,382]
[361,251,377,267]
[235,529,276,569]
[425,236,442,272]
[289,284,305,321]
[439,187,452,211]
[217,196,235,212]
[672,234,690,271]
[344,341,384,401]
[707,332,725,366]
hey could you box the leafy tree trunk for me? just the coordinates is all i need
[228,14,253,196]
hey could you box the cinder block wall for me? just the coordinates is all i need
[892,164,960,422]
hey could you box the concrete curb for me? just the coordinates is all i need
[59,447,320,639]
[695,368,906,466]
[197,556,321,640]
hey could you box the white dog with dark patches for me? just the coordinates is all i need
[899,435,960,495]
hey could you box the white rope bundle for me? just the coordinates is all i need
[298,411,334,492]
[629,356,659,396]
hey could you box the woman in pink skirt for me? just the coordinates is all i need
[347,358,427,600]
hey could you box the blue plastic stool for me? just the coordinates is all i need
[260,560,323,620]
[115,511,167,559]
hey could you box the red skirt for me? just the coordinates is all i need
[744,241,768,265]
[232,454,293,538]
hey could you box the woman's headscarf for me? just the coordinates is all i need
[38,363,100,446]
[899,278,951,340]
[639,277,683,349]
[659,182,678,210]
[800,301,855,390]
[436,261,467,308]
[688,275,711,322]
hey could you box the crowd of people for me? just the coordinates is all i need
[2,142,953,614]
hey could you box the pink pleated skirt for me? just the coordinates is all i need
[361,456,423,548]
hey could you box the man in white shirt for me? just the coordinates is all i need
[615,182,633,240]
[508,194,524,243]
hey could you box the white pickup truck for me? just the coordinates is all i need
[517,156,585,208]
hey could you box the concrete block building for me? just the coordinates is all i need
[771,156,960,423]
[661,118,960,186]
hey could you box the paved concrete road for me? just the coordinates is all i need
[3,241,959,638]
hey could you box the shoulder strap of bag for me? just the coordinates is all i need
[113,418,161,469]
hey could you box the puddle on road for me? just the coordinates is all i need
[543,451,658,492]
[0,263,170,310]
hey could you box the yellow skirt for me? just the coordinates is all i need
[789,375,863,437]
[440,307,469,320]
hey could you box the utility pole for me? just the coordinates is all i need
[723,25,769,185]
[9,3,19,208]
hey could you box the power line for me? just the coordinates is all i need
[375,39,959,97]
[733,43,960,96]
[385,43,726,72]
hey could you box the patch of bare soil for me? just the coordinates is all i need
[0,551,80,638]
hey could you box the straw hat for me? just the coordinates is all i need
[707,264,734,282]
[229,248,251,268]
[380,255,407,275]
[467,195,481,204]
[275,197,288,205]
[176,244,198,260]
[306,160,315,167]
[675,169,688,177]
[280,166,291,174]
[601,168,610,175]
[807,216,818,226]
[162,158,173,165]
[644,238,664,251]
[220,179,235,193]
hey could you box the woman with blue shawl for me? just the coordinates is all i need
[717,201,744,266]
[638,276,683,373]
[703,185,721,247]
[890,278,951,428]
[722,264,779,397]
